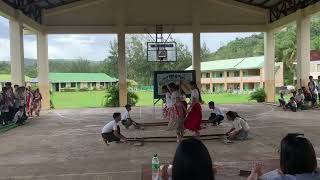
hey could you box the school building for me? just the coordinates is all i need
[33,73,118,92]
[0,74,32,89]
[187,56,284,93]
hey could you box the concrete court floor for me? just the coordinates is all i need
[0,104,320,180]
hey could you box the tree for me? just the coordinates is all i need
[200,42,211,61]
[101,39,119,78]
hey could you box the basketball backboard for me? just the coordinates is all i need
[147,42,177,62]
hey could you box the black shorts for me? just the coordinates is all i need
[101,126,121,142]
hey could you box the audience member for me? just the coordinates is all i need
[308,76,318,106]
[161,138,215,180]
[0,87,9,125]
[278,93,286,108]
[302,87,317,109]
[295,89,305,110]
[13,106,27,125]
[247,133,319,180]
[31,89,42,117]
[285,97,297,112]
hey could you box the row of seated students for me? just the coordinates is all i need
[159,134,319,180]
[0,82,42,126]
[279,86,318,112]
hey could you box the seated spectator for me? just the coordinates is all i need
[225,111,250,141]
[278,93,286,108]
[247,133,319,180]
[13,106,27,125]
[161,138,215,180]
[285,97,297,112]
[302,87,317,109]
[208,101,224,126]
[295,89,305,110]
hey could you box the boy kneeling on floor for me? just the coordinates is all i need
[13,106,27,125]
[225,111,250,141]
[101,112,127,146]
[121,104,140,129]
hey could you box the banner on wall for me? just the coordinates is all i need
[153,70,196,99]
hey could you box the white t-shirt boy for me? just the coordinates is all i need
[121,111,131,120]
[212,107,225,117]
[232,118,250,132]
[101,120,118,134]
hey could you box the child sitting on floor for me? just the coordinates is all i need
[208,101,225,126]
[225,111,250,141]
[285,97,297,112]
[13,106,27,125]
[278,93,286,108]
[295,89,305,110]
[121,104,140,129]
[101,112,127,146]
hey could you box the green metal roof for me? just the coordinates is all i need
[0,74,32,82]
[186,56,264,71]
[48,73,118,83]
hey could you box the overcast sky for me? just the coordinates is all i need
[0,15,258,61]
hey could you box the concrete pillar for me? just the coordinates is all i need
[223,71,227,91]
[296,14,310,88]
[210,83,213,92]
[118,32,127,107]
[37,33,50,110]
[9,19,24,86]
[240,70,244,92]
[192,1,201,88]
[264,30,275,103]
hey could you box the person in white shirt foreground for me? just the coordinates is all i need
[121,104,140,129]
[101,112,127,146]
[225,111,250,141]
[247,133,319,180]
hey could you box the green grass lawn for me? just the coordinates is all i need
[51,90,257,109]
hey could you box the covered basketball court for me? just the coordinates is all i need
[1,0,320,108]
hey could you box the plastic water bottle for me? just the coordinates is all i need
[151,154,160,180]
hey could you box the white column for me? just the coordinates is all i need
[37,33,50,110]
[192,2,201,88]
[9,19,24,86]
[118,31,127,107]
[296,14,310,88]
[264,30,275,103]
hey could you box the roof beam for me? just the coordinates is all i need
[44,0,103,16]
[268,1,320,31]
[0,0,45,33]
[45,24,267,34]
[209,0,268,16]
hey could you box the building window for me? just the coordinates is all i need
[317,64,320,72]
[206,73,210,78]
[234,71,240,77]
[92,82,96,87]
[213,72,223,78]
[243,70,249,77]
[71,82,76,88]
[100,82,104,86]
[227,72,230,77]
[61,83,66,88]
[87,82,91,87]
[206,84,210,91]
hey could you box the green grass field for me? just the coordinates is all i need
[51,90,256,109]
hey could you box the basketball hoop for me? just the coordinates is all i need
[146,25,177,62]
